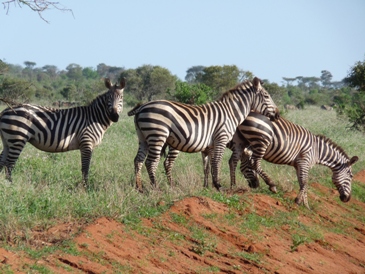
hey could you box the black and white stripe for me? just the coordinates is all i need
[127,77,279,192]
[0,78,125,184]
[227,111,358,209]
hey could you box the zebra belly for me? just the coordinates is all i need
[28,134,80,152]
[167,135,212,153]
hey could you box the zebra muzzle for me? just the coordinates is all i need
[110,113,119,122]
[269,107,280,121]
[340,193,351,202]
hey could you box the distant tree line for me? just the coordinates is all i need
[1,58,364,130]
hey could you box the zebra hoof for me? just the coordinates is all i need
[213,183,222,191]
[136,187,144,194]
[294,197,302,205]
[269,186,277,193]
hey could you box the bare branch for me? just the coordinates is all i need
[2,0,73,23]
[0,98,20,113]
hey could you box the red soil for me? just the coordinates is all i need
[1,171,365,273]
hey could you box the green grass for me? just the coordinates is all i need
[0,105,364,247]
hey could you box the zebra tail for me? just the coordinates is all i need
[160,143,168,158]
[127,103,143,116]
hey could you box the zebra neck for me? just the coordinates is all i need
[218,91,250,126]
[316,135,347,170]
[86,99,112,129]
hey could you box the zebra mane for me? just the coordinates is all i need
[218,80,253,101]
[88,91,109,106]
[316,134,349,159]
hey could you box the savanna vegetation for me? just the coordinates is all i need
[1,2,365,272]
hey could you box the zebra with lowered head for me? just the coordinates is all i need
[227,111,358,209]
[127,77,279,192]
[0,78,125,184]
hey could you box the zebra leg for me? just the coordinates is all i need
[80,146,93,186]
[210,144,226,190]
[3,141,26,182]
[0,150,7,174]
[294,165,310,209]
[228,147,243,189]
[202,149,211,188]
[251,158,277,193]
[239,153,260,188]
[134,142,148,193]
[145,151,161,189]
[164,147,179,186]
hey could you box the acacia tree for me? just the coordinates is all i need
[2,0,72,22]
[320,70,333,88]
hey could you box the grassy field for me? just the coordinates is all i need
[0,105,364,244]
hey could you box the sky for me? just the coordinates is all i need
[1,0,364,85]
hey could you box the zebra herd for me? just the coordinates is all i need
[0,77,359,209]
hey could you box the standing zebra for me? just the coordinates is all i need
[227,111,358,209]
[0,78,125,184]
[127,77,279,192]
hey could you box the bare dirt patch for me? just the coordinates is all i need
[1,172,365,273]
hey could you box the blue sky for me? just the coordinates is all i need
[1,0,364,84]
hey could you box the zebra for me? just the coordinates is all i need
[226,111,358,209]
[127,77,279,192]
[0,78,125,184]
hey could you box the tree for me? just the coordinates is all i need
[185,66,205,83]
[82,67,99,79]
[2,0,72,22]
[60,84,76,101]
[238,70,254,82]
[121,65,176,102]
[42,65,58,79]
[169,81,213,105]
[0,77,35,102]
[343,59,365,91]
[0,59,8,75]
[261,80,286,107]
[320,70,333,88]
[335,58,365,131]
[24,61,36,69]
[66,63,83,81]
[201,65,241,98]
[282,77,297,86]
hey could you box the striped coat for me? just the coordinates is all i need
[0,78,125,184]
[128,77,279,192]
[227,112,358,209]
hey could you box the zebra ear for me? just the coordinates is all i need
[105,78,112,89]
[253,77,262,91]
[348,156,359,166]
[120,77,126,89]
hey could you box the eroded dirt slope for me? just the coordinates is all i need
[1,172,365,273]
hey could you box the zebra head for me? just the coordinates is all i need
[240,148,260,188]
[250,77,280,121]
[104,77,125,122]
[332,156,358,203]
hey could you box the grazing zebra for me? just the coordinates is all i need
[0,78,125,184]
[128,77,279,192]
[227,111,358,209]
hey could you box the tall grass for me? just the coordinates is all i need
[0,105,364,243]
